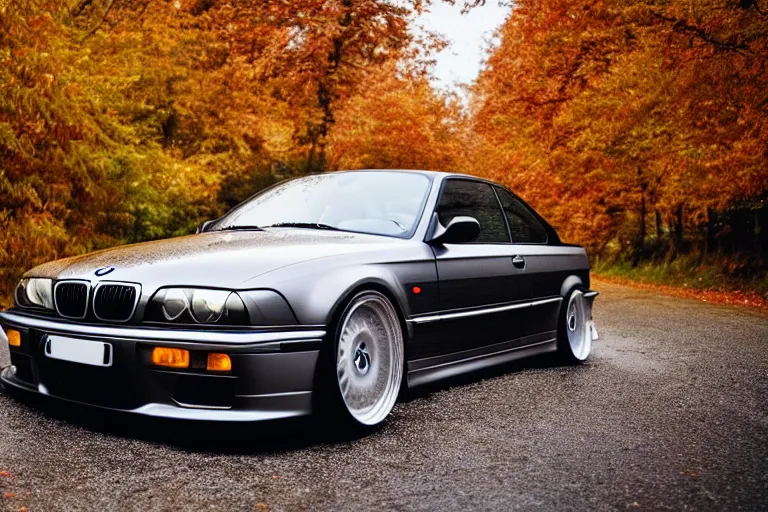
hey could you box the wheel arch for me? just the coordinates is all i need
[560,274,588,298]
[325,279,411,348]
[286,262,413,328]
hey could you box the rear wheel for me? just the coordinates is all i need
[557,289,592,363]
[317,290,404,429]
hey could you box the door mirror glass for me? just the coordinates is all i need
[428,215,480,245]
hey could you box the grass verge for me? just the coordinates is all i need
[592,255,768,312]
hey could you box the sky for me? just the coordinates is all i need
[415,2,512,92]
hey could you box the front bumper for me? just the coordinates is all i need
[0,311,324,422]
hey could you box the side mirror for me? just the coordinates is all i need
[196,220,214,234]
[427,215,480,245]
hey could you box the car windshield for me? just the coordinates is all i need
[211,172,432,238]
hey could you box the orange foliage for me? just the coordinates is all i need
[330,63,465,171]
[470,0,768,259]
[0,0,766,306]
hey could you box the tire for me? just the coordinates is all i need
[557,289,593,364]
[314,290,404,430]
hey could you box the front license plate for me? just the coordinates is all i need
[44,335,113,367]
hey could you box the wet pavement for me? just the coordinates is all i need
[1,280,767,511]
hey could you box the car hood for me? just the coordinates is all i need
[25,230,398,290]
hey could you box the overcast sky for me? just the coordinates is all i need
[415,2,512,91]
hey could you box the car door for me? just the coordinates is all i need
[428,178,533,357]
[495,187,563,337]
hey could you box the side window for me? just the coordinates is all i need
[496,188,548,244]
[436,180,510,243]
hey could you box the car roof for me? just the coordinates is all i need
[332,169,562,245]
[335,169,486,182]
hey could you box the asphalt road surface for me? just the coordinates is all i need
[1,280,767,511]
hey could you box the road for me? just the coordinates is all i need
[1,280,767,511]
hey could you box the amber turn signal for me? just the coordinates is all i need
[7,329,21,347]
[152,347,190,368]
[207,353,232,372]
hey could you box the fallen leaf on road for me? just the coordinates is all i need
[3,492,16,499]
[0,471,12,478]
[593,275,768,312]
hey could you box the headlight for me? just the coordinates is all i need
[145,288,248,325]
[190,289,231,323]
[15,278,54,310]
[162,289,190,321]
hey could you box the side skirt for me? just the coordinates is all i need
[406,333,557,389]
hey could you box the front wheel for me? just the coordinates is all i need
[557,289,594,363]
[317,290,404,429]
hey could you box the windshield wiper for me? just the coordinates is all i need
[262,222,343,231]
[216,225,265,232]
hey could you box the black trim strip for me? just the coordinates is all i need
[408,338,558,388]
[409,297,562,324]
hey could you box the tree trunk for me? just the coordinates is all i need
[317,138,328,173]
[669,204,684,260]
[640,193,647,243]
[632,191,646,267]
[655,209,662,240]
[760,204,768,256]
[304,84,332,173]
[305,1,352,174]
[732,209,746,254]
[306,139,317,173]
[703,207,715,258]
[753,210,760,253]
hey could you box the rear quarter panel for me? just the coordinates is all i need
[518,244,591,298]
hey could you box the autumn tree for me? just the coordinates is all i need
[471,0,768,263]
[329,62,465,171]
[0,0,461,305]
[245,0,434,172]
[0,0,276,299]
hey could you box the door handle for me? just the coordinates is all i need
[512,255,526,269]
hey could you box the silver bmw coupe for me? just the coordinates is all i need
[1,170,598,428]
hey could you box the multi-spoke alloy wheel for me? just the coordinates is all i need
[562,289,591,362]
[335,291,403,426]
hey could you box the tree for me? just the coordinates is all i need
[329,63,464,171]
[238,0,433,172]
[470,0,768,261]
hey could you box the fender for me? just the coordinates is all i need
[560,274,585,297]
[310,265,412,326]
[253,247,439,327]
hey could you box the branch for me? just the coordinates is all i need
[509,95,572,107]
[84,0,117,38]
[649,10,750,53]
[71,0,94,17]
[136,0,151,21]
[740,0,766,15]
